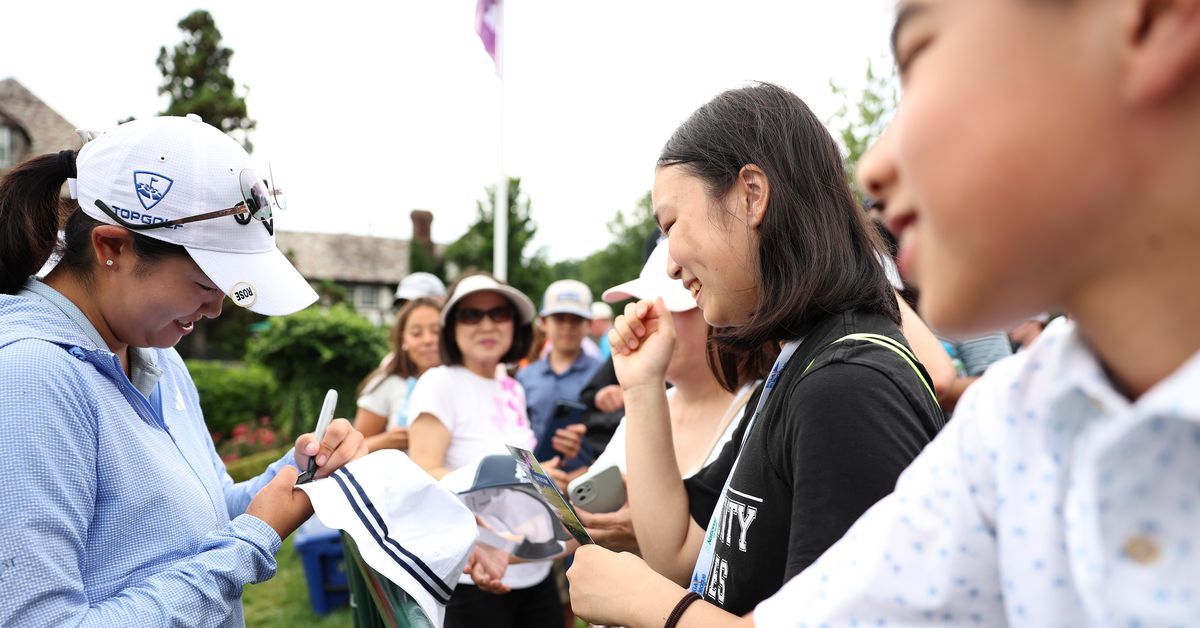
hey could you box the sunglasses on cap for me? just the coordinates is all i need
[456,305,514,325]
[92,167,284,232]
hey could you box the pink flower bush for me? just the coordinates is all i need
[215,416,283,462]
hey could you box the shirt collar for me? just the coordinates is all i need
[128,350,163,398]
[1135,344,1200,422]
[559,353,594,375]
[1057,320,1200,422]
[1031,319,1200,438]
[533,352,593,377]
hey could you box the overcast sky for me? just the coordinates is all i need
[2,1,895,263]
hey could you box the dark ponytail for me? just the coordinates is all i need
[0,150,190,295]
[0,151,76,294]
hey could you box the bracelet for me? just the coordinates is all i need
[664,591,702,628]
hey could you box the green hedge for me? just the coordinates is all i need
[246,304,389,437]
[224,446,291,483]
[186,360,280,438]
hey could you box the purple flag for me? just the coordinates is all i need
[475,0,501,76]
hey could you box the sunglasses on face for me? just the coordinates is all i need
[456,305,514,325]
[93,168,283,232]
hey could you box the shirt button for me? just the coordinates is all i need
[1123,536,1161,565]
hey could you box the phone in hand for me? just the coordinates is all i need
[534,399,590,462]
[568,464,626,514]
[552,399,588,426]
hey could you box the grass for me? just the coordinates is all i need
[242,535,352,627]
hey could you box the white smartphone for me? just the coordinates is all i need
[567,464,626,514]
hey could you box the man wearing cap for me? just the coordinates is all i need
[0,115,366,627]
[518,280,602,471]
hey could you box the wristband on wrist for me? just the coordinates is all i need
[664,591,702,628]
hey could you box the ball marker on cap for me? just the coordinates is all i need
[230,281,257,308]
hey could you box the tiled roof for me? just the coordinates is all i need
[275,230,412,284]
[0,78,81,157]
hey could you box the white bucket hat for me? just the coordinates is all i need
[70,114,317,315]
[441,274,536,326]
[601,238,696,312]
[297,450,477,626]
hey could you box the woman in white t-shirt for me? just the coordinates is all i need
[353,296,442,452]
[579,239,769,553]
[406,272,561,628]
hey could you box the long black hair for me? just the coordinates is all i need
[658,82,898,349]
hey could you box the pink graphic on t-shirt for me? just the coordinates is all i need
[491,377,535,448]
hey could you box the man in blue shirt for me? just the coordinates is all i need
[518,280,601,470]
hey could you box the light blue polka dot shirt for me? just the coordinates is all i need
[755,318,1200,626]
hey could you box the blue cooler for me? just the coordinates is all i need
[293,517,349,614]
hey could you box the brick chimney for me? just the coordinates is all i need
[410,210,433,251]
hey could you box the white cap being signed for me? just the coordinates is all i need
[297,450,477,626]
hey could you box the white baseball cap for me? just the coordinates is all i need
[297,450,478,627]
[540,279,593,319]
[590,301,613,320]
[602,239,696,312]
[441,274,536,326]
[70,115,317,315]
[395,272,447,303]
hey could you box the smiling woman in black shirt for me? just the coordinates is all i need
[565,83,945,622]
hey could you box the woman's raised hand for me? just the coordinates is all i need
[608,298,676,392]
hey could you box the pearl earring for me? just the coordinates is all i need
[105,260,114,267]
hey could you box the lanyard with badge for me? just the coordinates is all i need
[689,339,801,597]
[687,331,939,597]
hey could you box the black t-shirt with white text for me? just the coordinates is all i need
[684,309,946,615]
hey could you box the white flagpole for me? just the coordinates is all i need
[492,0,508,281]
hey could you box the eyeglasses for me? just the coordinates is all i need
[92,167,283,232]
[456,305,514,325]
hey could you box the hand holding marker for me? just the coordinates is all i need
[297,389,338,484]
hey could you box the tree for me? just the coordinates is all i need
[829,60,898,198]
[408,237,443,279]
[574,192,660,302]
[157,10,256,151]
[442,177,552,300]
[159,10,259,360]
